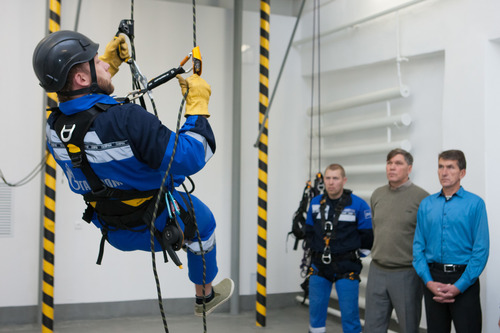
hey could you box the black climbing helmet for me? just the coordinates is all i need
[33,30,99,92]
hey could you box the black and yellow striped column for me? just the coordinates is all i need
[42,1,60,332]
[256,0,270,328]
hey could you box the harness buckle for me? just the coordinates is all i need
[90,185,110,197]
[70,153,83,168]
[60,124,76,142]
[324,221,333,232]
[322,246,332,264]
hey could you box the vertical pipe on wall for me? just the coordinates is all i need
[40,1,60,332]
[230,0,243,315]
[256,0,270,327]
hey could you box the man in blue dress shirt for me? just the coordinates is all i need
[413,149,489,332]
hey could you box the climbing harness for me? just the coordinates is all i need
[296,188,360,302]
[50,103,195,266]
[288,182,312,250]
[314,269,361,284]
[297,187,357,301]
[287,175,323,251]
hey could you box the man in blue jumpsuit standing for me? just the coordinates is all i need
[305,164,373,333]
[32,30,233,316]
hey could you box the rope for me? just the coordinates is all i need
[188,1,209,330]
[190,3,209,331]
[192,0,197,48]
[128,0,143,109]
[308,1,316,180]
[148,91,188,333]
[309,0,322,179]
[129,0,137,71]
[181,182,208,332]
[0,152,48,187]
[133,0,207,331]
[122,0,174,328]
[315,0,322,172]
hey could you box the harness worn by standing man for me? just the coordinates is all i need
[413,149,489,332]
[305,164,373,333]
[32,30,233,316]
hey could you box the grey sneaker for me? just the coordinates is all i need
[194,278,234,316]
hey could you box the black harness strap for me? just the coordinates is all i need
[58,60,107,97]
[315,270,360,283]
[54,104,109,193]
[53,104,172,264]
[175,191,196,240]
[288,182,311,250]
[320,189,352,239]
[319,189,352,264]
[313,189,362,283]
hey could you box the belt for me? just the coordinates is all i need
[429,263,467,273]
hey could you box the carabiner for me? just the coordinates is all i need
[321,246,332,264]
[167,191,180,216]
[127,58,148,89]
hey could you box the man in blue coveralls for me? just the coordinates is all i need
[33,30,233,316]
[305,163,373,333]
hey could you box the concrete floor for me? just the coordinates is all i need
[0,304,344,333]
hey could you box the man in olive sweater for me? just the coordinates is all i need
[364,149,429,333]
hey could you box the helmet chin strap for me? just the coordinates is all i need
[59,59,107,97]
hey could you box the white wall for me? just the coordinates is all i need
[0,0,50,308]
[296,0,500,331]
[485,38,500,333]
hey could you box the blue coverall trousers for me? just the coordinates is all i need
[309,273,361,333]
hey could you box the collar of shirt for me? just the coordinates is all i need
[438,186,465,200]
[389,178,413,191]
[59,94,119,115]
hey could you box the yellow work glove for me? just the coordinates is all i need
[176,74,211,118]
[99,35,130,77]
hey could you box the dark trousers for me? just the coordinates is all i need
[424,266,482,333]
